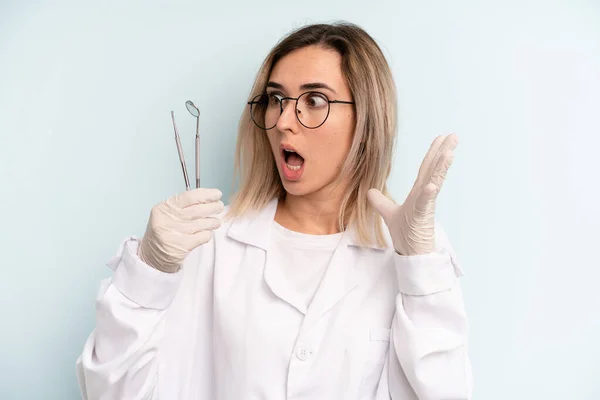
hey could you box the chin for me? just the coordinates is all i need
[279,173,337,199]
[280,179,312,197]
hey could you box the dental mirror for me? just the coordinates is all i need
[186,100,200,117]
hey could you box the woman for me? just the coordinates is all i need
[77,22,471,400]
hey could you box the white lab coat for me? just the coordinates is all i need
[76,198,472,400]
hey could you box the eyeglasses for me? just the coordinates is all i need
[247,91,355,130]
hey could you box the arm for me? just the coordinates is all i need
[76,188,223,399]
[368,134,471,399]
[76,237,184,400]
[387,227,472,400]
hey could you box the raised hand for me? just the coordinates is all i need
[368,134,458,256]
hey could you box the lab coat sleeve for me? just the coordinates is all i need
[75,236,184,400]
[385,223,472,400]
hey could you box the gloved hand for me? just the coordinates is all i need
[368,134,458,256]
[138,188,224,273]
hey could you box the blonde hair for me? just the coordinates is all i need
[228,22,397,247]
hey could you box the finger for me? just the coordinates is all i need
[415,135,446,187]
[429,149,455,191]
[170,188,223,209]
[182,201,225,220]
[184,230,214,250]
[367,189,396,222]
[424,134,458,186]
[183,217,222,235]
[414,182,437,217]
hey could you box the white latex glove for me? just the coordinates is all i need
[138,188,224,273]
[367,134,458,256]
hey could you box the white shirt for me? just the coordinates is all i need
[76,199,472,400]
[271,221,342,310]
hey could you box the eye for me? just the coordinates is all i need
[303,92,328,108]
[267,93,283,107]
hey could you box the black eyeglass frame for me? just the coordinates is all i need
[247,91,355,130]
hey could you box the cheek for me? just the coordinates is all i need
[312,130,353,172]
[330,119,355,164]
[329,134,348,168]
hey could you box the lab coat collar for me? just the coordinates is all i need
[227,197,390,318]
[227,198,390,250]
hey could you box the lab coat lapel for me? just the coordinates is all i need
[263,245,309,314]
[227,198,308,314]
[302,233,358,329]
[226,199,380,320]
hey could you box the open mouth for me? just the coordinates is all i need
[283,148,305,170]
[280,146,305,181]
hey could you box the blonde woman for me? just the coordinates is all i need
[77,22,472,400]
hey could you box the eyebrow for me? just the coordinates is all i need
[266,81,338,95]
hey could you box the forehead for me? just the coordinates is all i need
[269,46,347,92]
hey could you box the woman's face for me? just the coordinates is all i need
[265,45,356,198]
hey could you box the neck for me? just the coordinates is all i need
[275,190,346,235]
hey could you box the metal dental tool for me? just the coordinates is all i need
[185,100,201,189]
[170,100,201,191]
[171,110,191,191]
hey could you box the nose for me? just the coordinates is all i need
[275,99,299,133]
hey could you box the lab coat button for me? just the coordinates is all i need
[295,346,312,361]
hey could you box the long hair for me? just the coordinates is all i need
[228,22,397,247]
